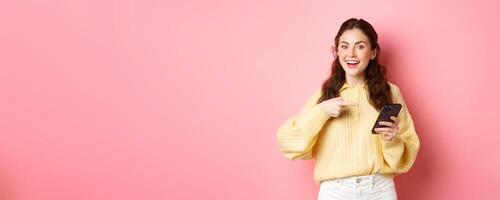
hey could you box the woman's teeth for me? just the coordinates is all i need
[346,61,360,68]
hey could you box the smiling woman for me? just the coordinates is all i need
[277,18,420,200]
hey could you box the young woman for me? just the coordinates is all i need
[277,18,420,200]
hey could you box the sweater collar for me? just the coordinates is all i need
[339,81,367,92]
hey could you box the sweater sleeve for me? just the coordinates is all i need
[380,86,420,174]
[276,90,331,160]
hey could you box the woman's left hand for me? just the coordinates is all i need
[374,116,400,141]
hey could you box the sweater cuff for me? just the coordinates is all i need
[381,135,403,148]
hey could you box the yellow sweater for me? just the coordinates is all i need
[277,82,420,184]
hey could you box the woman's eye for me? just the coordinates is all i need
[341,45,348,49]
[358,45,365,50]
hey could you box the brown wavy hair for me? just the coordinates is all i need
[317,18,393,111]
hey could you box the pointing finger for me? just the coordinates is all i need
[325,97,343,103]
[338,101,358,107]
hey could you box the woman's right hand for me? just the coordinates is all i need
[318,97,358,117]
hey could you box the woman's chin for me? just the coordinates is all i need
[344,70,364,78]
[342,65,367,78]
[342,67,358,74]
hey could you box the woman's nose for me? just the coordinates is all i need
[347,48,357,57]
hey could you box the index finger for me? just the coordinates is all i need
[338,101,358,107]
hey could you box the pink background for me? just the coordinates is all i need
[1,0,500,199]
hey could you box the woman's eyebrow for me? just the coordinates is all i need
[340,41,367,45]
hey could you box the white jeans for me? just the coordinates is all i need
[318,174,397,200]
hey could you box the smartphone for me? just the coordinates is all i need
[371,104,402,134]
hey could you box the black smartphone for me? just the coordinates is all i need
[371,104,402,134]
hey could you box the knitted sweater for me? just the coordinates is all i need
[277,82,420,184]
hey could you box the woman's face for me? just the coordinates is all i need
[336,28,377,78]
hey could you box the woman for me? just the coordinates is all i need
[277,18,420,200]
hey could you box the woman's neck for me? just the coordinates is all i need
[345,75,366,87]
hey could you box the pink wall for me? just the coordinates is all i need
[1,0,499,199]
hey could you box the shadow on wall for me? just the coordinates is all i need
[395,112,442,200]
[0,169,14,200]
[378,32,443,200]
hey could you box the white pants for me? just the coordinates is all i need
[318,174,397,200]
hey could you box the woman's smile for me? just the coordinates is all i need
[345,60,360,68]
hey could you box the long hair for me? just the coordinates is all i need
[317,18,393,111]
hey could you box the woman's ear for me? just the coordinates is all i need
[370,48,377,60]
[331,45,337,59]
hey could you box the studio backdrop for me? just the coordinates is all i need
[1,0,499,199]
